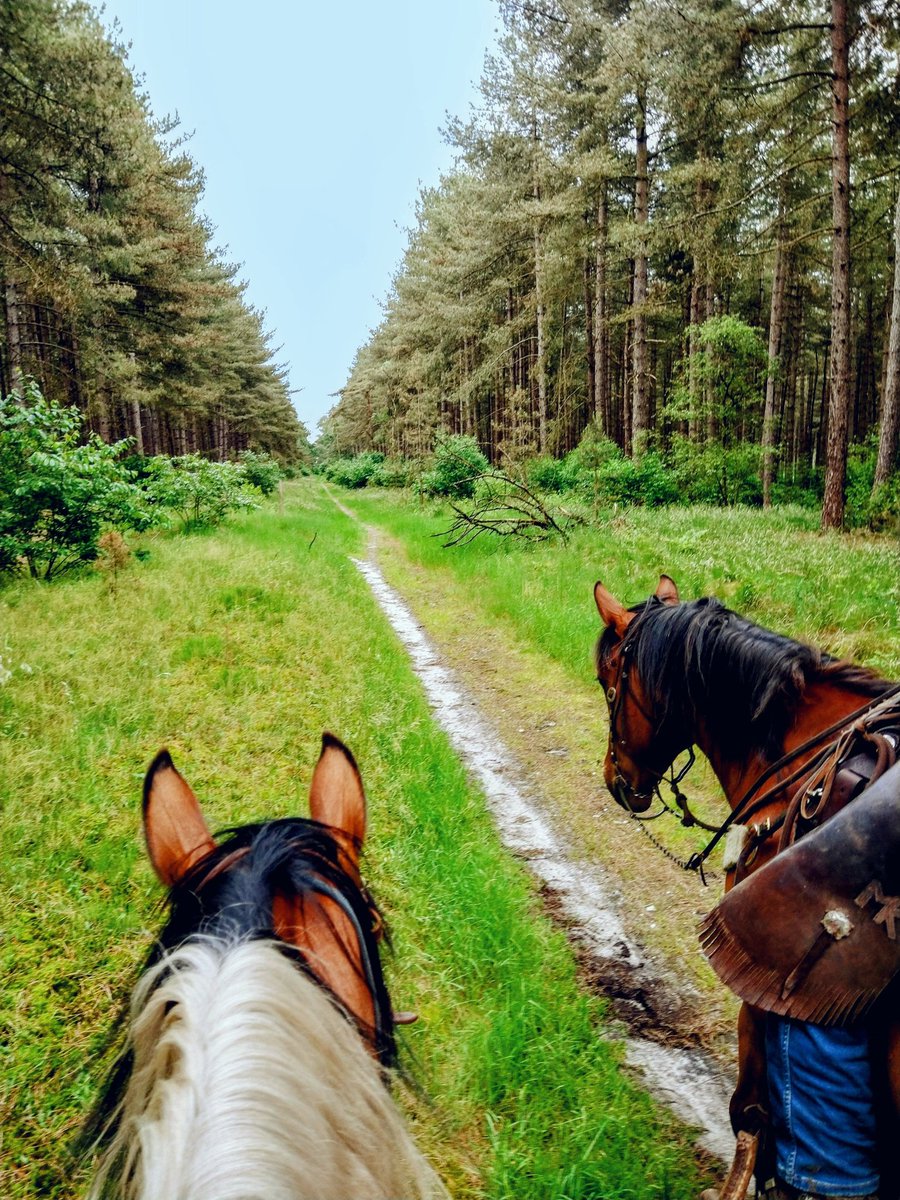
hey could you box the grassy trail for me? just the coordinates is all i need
[345,493,900,680]
[336,490,900,1044]
[1,480,705,1199]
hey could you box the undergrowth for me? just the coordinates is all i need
[346,492,900,682]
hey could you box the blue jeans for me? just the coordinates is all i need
[766,1015,879,1197]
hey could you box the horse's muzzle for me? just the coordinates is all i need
[609,773,653,814]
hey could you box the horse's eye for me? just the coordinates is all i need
[606,687,617,703]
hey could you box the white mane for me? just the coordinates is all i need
[88,938,446,1200]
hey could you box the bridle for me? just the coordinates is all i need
[191,836,394,1055]
[604,625,900,885]
[603,630,705,827]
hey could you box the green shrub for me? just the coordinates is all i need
[845,438,900,531]
[0,382,150,580]
[565,428,623,475]
[527,455,581,493]
[369,457,414,488]
[238,449,282,495]
[417,434,489,499]
[666,316,769,443]
[578,450,679,507]
[866,475,900,533]
[770,467,823,509]
[667,437,762,506]
[141,454,257,528]
[323,452,385,489]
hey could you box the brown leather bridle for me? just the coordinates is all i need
[607,655,900,883]
[603,636,701,823]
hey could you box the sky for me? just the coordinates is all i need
[98,1,499,437]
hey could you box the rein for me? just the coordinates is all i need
[308,876,388,1038]
[681,683,900,879]
[608,642,900,883]
[190,833,392,1042]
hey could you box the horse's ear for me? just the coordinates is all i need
[309,733,366,865]
[655,574,679,605]
[594,580,631,636]
[143,750,215,887]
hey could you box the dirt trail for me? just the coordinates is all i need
[350,525,741,1165]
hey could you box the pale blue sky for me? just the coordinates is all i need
[99,1,498,436]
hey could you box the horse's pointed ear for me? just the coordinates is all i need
[309,733,366,865]
[143,750,215,887]
[655,574,679,605]
[594,580,631,636]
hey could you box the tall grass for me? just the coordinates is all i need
[346,492,900,682]
[1,480,704,1199]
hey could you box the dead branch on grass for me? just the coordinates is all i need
[439,470,578,547]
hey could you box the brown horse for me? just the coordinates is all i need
[593,575,900,1199]
[82,733,446,1200]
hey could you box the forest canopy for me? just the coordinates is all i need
[323,0,900,527]
[0,0,308,462]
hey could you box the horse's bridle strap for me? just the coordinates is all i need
[686,682,900,875]
[308,877,387,1037]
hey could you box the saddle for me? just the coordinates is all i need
[700,726,900,1026]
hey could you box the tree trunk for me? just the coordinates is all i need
[130,396,145,455]
[874,181,900,488]
[530,115,548,454]
[762,214,789,505]
[584,256,595,429]
[594,186,609,432]
[534,221,547,453]
[705,282,717,442]
[632,92,650,454]
[688,256,706,442]
[5,280,24,395]
[822,0,852,529]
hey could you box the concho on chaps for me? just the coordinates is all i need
[700,759,900,1026]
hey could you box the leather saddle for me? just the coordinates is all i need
[700,759,900,1025]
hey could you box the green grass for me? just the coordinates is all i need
[335,487,900,936]
[345,491,900,684]
[1,479,705,1199]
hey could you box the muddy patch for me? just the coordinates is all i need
[352,550,736,1165]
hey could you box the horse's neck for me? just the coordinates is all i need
[698,679,882,813]
[781,678,882,757]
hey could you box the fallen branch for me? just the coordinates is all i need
[438,469,575,547]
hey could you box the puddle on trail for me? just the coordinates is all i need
[352,552,736,1165]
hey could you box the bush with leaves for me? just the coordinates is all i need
[417,434,489,499]
[845,438,900,531]
[574,450,679,508]
[527,455,581,493]
[666,317,769,445]
[322,452,386,489]
[0,383,150,580]
[770,466,823,509]
[369,457,415,488]
[238,450,282,496]
[667,437,762,506]
[142,455,257,529]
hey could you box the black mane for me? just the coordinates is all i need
[80,818,394,1166]
[597,596,891,761]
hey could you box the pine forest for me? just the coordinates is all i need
[324,0,900,529]
[0,0,306,462]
